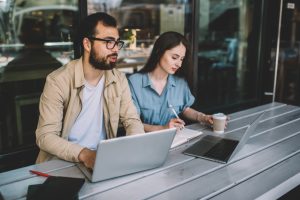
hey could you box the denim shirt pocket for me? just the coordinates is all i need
[167,99,183,115]
[139,103,157,124]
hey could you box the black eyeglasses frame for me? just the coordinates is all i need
[88,37,124,50]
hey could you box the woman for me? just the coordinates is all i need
[128,31,213,132]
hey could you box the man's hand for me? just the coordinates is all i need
[78,148,96,169]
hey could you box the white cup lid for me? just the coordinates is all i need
[213,113,226,120]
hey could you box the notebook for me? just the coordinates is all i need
[171,128,203,148]
[26,176,85,200]
[77,128,176,182]
[183,112,265,163]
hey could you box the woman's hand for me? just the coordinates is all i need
[203,114,214,125]
[164,118,185,130]
[197,113,213,125]
[210,114,230,128]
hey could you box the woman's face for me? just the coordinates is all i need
[157,42,186,75]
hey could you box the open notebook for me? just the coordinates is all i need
[171,128,203,148]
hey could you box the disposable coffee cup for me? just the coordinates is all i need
[212,113,226,133]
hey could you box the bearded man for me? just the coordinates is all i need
[35,12,144,169]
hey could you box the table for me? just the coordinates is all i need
[1,102,300,200]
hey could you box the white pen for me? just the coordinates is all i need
[170,106,180,119]
[169,104,184,129]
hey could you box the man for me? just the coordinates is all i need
[35,12,144,169]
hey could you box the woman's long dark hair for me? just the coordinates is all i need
[139,31,191,78]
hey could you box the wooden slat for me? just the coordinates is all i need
[233,119,300,161]
[258,105,300,122]
[251,108,300,138]
[227,102,285,119]
[0,160,74,186]
[211,158,300,200]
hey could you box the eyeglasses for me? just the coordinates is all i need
[88,37,124,50]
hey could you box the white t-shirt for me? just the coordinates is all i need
[68,75,106,150]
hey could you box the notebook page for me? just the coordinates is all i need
[171,128,203,148]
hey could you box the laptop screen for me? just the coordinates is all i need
[79,128,177,182]
[183,135,238,163]
[183,112,265,163]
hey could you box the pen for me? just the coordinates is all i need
[170,107,180,119]
[168,104,180,119]
[169,104,185,129]
[30,170,50,177]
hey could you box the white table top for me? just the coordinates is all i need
[1,102,300,200]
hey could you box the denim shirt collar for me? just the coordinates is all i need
[142,73,176,89]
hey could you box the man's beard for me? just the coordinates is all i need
[89,49,117,70]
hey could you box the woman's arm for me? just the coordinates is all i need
[143,118,185,132]
[182,107,213,125]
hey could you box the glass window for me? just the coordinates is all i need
[87,0,192,74]
[0,0,78,160]
[196,0,260,112]
[274,0,300,105]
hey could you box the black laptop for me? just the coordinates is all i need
[183,112,265,163]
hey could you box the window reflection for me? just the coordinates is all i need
[0,0,77,69]
[87,0,191,74]
[197,0,257,111]
[0,0,78,165]
[275,1,300,105]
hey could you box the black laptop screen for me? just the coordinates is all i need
[183,135,239,163]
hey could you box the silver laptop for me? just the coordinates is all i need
[183,112,265,163]
[78,128,176,182]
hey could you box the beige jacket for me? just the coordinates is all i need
[36,58,144,163]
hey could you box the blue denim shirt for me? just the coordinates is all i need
[128,73,195,126]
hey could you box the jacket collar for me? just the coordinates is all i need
[74,57,85,88]
[104,69,117,87]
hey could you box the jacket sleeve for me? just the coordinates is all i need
[35,75,83,162]
[119,73,145,135]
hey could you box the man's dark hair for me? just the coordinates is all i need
[78,12,117,48]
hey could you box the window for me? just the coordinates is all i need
[87,0,192,74]
[196,0,261,112]
[0,0,78,157]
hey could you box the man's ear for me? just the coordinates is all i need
[83,38,91,51]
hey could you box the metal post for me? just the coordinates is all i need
[272,0,283,102]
